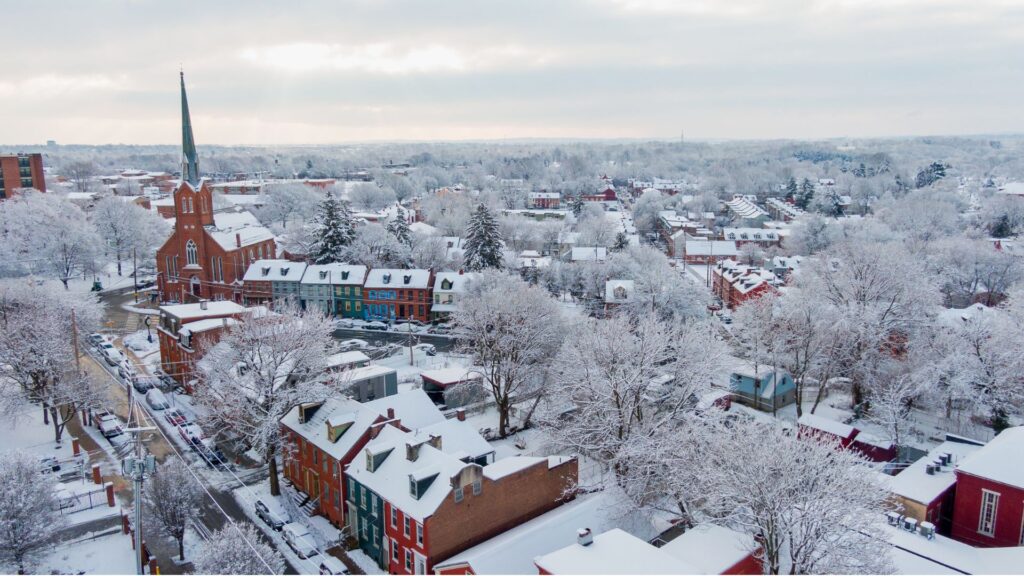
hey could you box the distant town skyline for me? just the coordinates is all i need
[2,0,1022,145]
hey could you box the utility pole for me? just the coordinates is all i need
[70,308,81,374]
[122,422,156,575]
[133,247,138,304]
[408,313,415,366]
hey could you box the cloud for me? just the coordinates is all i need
[239,42,550,75]
[0,74,127,99]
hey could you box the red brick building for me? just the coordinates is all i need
[712,259,782,309]
[797,413,897,463]
[581,185,616,203]
[155,73,276,304]
[0,153,46,198]
[362,269,434,323]
[528,192,561,209]
[155,301,250,389]
[950,426,1024,547]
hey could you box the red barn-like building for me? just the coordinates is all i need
[950,426,1024,547]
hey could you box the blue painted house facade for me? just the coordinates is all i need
[729,370,796,412]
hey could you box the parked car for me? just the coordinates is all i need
[177,423,204,446]
[108,430,132,451]
[101,344,124,366]
[414,343,437,356]
[195,439,227,467]
[364,321,387,331]
[319,556,350,575]
[88,333,108,348]
[132,375,159,394]
[282,523,317,559]
[145,388,170,410]
[98,414,124,438]
[428,324,452,335]
[333,318,356,329]
[39,455,61,474]
[154,369,177,390]
[135,276,156,289]
[164,408,188,427]
[255,498,288,531]
[338,339,369,352]
[118,362,137,380]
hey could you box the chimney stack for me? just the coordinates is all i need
[236,233,241,248]
[577,528,593,547]
[387,408,395,420]
[406,442,420,462]
[456,408,466,422]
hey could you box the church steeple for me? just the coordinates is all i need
[180,71,200,186]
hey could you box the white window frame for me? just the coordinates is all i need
[405,550,412,572]
[391,506,397,528]
[979,489,1000,536]
[404,516,410,537]
[416,522,423,546]
[185,240,198,266]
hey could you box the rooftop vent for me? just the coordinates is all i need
[577,528,593,547]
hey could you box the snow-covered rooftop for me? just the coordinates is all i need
[301,263,368,286]
[160,301,246,320]
[888,440,982,505]
[569,247,607,262]
[434,271,474,294]
[208,210,274,250]
[685,239,739,257]
[242,259,307,282]
[534,528,692,575]
[604,279,634,304]
[364,268,431,289]
[365,389,446,430]
[280,397,383,461]
[798,412,856,439]
[660,524,755,574]
[957,426,1024,489]
[420,367,481,386]
[179,317,236,336]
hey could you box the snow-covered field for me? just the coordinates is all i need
[21,528,138,575]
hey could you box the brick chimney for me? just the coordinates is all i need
[456,408,465,422]
[236,233,241,248]
[387,408,395,420]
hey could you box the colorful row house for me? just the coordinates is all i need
[363,269,434,323]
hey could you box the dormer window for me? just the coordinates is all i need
[319,271,328,280]
[261,267,270,277]
[447,241,454,248]
[403,275,412,285]
[280,267,289,276]
[383,273,391,284]
[441,279,453,290]
[341,271,349,280]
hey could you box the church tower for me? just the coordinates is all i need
[175,72,213,227]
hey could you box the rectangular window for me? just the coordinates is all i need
[361,517,367,540]
[454,486,464,503]
[361,489,366,509]
[356,302,362,311]
[371,496,377,516]
[404,517,410,537]
[405,550,412,572]
[313,450,319,465]
[345,301,351,311]
[368,290,376,299]
[372,525,378,544]
[472,480,482,496]
[333,489,340,508]
[416,523,423,546]
[979,489,1000,536]
[391,507,397,528]
[392,539,399,561]
[348,478,355,498]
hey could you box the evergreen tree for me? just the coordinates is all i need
[387,207,412,246]
[571,194,584,217]
[785,177,798,200]
[612,231,629,251]
[463,203,503,271]
[310,189,354,264]
[796,178,815,210]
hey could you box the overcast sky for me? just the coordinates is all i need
[2,0,1022,145]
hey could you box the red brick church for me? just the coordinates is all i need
[156,73,276,303]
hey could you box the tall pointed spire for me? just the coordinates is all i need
[180,71,200,186]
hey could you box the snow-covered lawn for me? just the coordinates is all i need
[348,549,385,575]
[28,528,138,574]
[0,403,83,463]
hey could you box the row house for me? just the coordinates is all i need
[581,184,617,203]
[682,238,739,265]
[765,197,805,222]
[300,263,369,318]
[431,271,475,322]
[721,227,781,248]
[712,259,782,308]
[347,424,577,574]
[768,255,803,282]
[363,269,434,323]
[950,426,1024,547]
[241,259,306,306]
[724,196,769,227]
[155,300,254,389]
[527,192,561,209]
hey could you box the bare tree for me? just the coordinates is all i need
[63,161,96,193]
[195,302,337,496]
[144,461,203,562]
[453,271,565,437]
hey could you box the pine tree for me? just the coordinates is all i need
[612,231,629,251]
[463,203,503,271]
[796,178,815,210]
[571,194,584,217]
[310,189,354,264]
[387,207,412,246]
[785,177,798,200]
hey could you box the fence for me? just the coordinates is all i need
[55,485,111,515]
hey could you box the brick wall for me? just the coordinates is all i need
[951,472,1024,547]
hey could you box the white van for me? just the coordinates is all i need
[281,523,317,559]
[145,389,170,410]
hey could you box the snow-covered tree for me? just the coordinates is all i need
[62,161,96,193]
[453,271,564,437]
[611,245,709,322]
[0,191,102,288]
[409,233,449,271]
[195,302,337,496]
[0,281,105,443]
[190,523,285,575]
[540,315,724,506]
[0,451,61,573]
[91,196,169,275]
[462,203,503,271]
[348,182,396,211]
[386,207,413,246]
[928,237,1022,307]
[342,224,410,269]
[681,419,894,574]
[144,461,202,562]
[256,183,322,228]
[310,189,355,264]
[772,291,846,417]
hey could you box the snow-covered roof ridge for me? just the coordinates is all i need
[207,210,274,250]
[300,263,368,285]
[956,426,1024,489]
[364,268,431,289]
[242,259,307,282]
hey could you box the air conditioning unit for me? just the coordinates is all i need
[919,522,935,540]
[903,517,918,533]
[886,512,903,526]
[925,464,936,475]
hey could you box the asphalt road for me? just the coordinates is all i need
[333,327,459,352]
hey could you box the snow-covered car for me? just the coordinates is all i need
[363,321,387,331]
[145,388,170,410]
[164,408,188,427]
[428,324,452,335]
[195,439,227,468]
[255,498,288,530]
[338,339,369,352]
[108,430,132,451]
[132,375,159,393]
[392,322,419,333]
[98,414,124,438]
[101,344,124,366]
[177,423,204,446]
[333,318,356,329]
[414,343,437,356]
[319,556,350,575]
[118,362,137,380]
[282,523,317,559]
[88,333,109,348]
